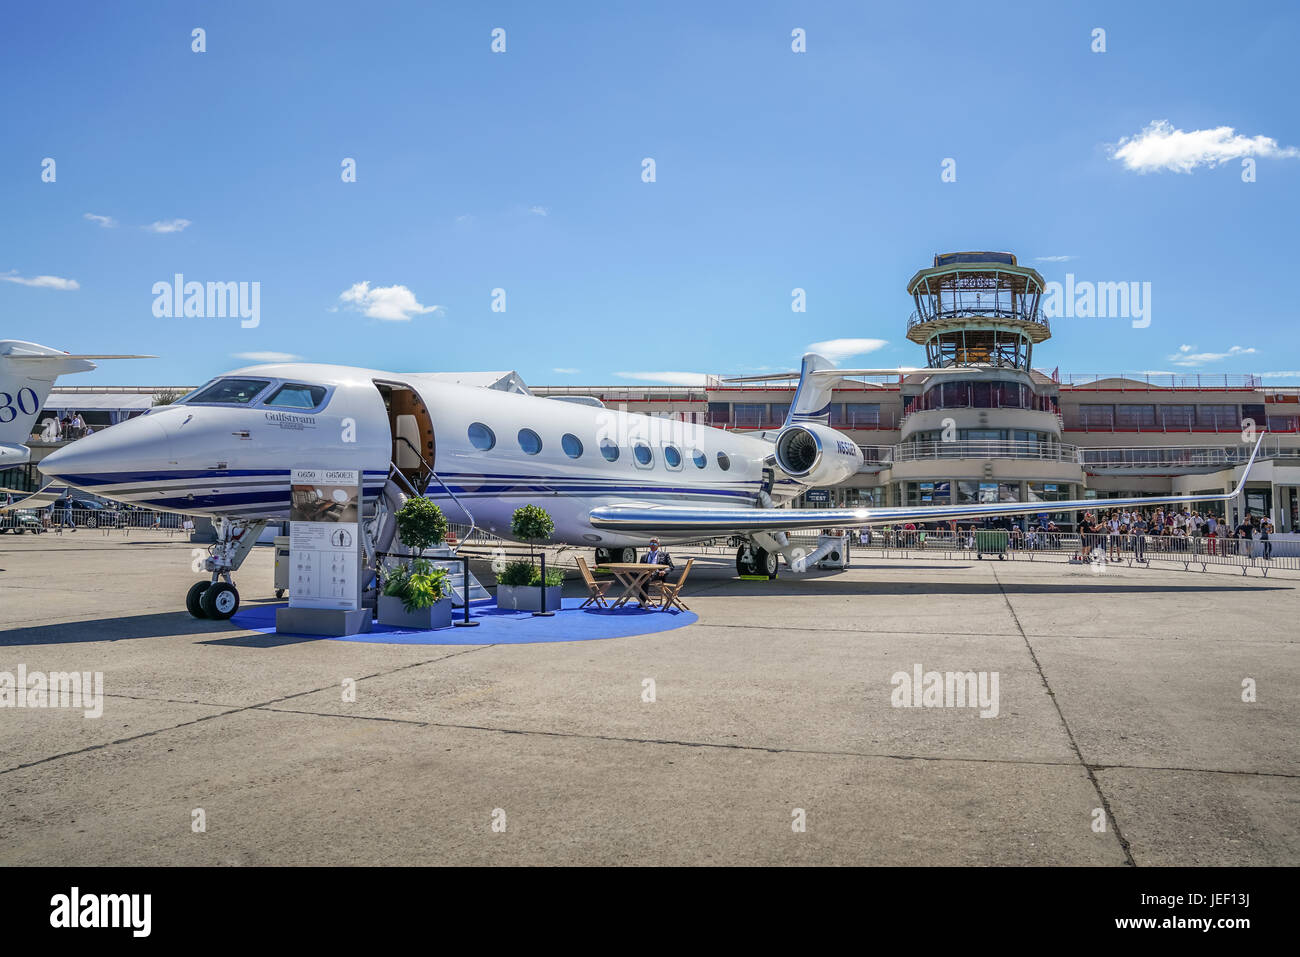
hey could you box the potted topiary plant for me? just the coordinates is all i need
[377,498,454,629]
[496,504,564,612]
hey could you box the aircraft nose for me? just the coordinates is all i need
[39,414,172,487]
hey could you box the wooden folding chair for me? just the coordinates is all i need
[576,557,611,608]
[648,558,693,611]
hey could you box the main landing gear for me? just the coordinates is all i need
[736,543,779,579]
[186,518,265,620]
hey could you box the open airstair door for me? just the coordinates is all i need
[374,381,436,494]
[367,381,489,608]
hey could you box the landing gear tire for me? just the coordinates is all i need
[617,546,636,564]
[737,546,779,579]
[200,582,240,620]
[274,588,285,599]
[594,547,611,565]
[186,581,211,618]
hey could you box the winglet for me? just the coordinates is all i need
[1229,432,1266,498]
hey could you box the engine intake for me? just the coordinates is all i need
[776,427,821,475]
[773,423,861,486]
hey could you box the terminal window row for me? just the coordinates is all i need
[907,428,1055,444]
[1072,403,1262,430]
[707,402,882,429]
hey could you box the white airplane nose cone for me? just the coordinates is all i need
[39,415,171,487]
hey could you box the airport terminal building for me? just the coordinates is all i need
[537,252,1300,532]
[8,252,1300,532]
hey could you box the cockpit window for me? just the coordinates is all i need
[186,378,271,405]
[264,383,327,409]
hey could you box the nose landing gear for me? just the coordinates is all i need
[185,581,211,617]
[185,518,265,620]
[188,580,241,620]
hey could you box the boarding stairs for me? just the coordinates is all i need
[419,544,491,606]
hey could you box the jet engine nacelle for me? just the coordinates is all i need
[772,423,861,487]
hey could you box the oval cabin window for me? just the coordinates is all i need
[468,423,496,451]
[518,429,542,455]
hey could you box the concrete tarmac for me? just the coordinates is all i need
[1,532,1296,865]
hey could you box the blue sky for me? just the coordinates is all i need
[2,0,1298,387]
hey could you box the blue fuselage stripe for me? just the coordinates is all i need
[50,468,769,510]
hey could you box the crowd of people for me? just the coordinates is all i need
[38,411,92,442]
[818,508,1278,562]
[1076,507,1274,562]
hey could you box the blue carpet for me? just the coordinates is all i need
[231,598,698,645]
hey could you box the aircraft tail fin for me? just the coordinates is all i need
[0,340,150,448]
[0,341,90,447]
[784,353,839,427]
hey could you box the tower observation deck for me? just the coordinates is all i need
[906,251,1050,370]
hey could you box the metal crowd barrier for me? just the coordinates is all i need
[785,529,1298,576]
[445,523,506,548]
[3,507,189,535]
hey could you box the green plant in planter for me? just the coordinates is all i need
[381,563,411,597]
[395,497,448,556]
[382,498,451,611]
[403,559,451,611]
[511,504,554,561]
[381,559,451,612]
[500,505,559,588]
[498,560,564,588]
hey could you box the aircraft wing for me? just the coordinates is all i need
[1,443,33,466]
[589,436,1266,534]
[5,353,155,360]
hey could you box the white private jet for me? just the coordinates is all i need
[38,352,1264,620]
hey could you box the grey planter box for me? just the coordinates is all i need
[497,584,562,612]
[377,595,453,630]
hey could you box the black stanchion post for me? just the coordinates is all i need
[454,553,479,627]
[533,551,555,617]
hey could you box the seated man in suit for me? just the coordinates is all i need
[637,538,674,604]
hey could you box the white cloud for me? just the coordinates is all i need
[1034,255,1075,262]
[1167,344,1256,366]
[528,205,549,217]
[805,338,888,363]
[552,367,579,374]
[142,218,192,234]
[338,281,442,321]
[84,213,116,228]
[1111,120,1300,174]
[232,351,303,363]
[1260,371,1300,378]
[614,371,708,386]
[0,271,79,290]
